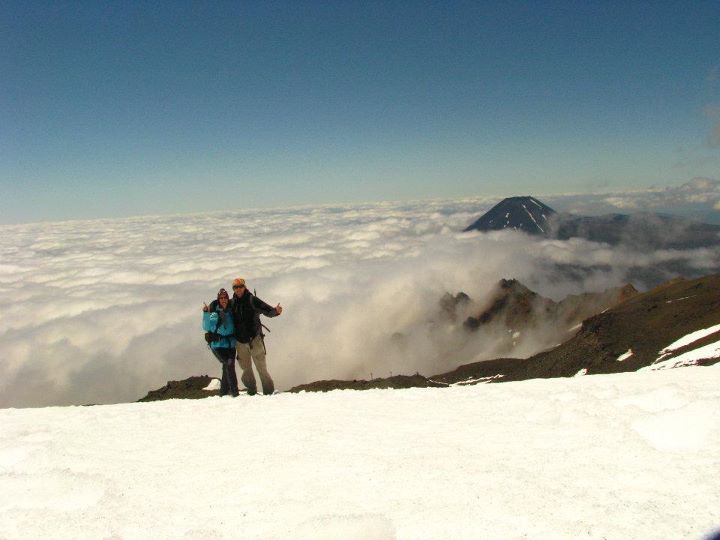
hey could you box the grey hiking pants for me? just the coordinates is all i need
[236,335,274,395]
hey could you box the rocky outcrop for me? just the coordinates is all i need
[454,279,638,353]
[138,375,218,402]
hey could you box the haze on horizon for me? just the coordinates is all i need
[2,1,720,224]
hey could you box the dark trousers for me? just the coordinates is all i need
[210,347,239,396]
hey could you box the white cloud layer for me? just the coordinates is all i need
[547,177,720,220]
[1,196,718,408]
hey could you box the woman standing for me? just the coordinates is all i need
[202,288,239,397]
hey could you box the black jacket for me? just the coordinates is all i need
[230,291,278,343]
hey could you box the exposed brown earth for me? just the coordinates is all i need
[518,273,720,379]
[290,374,446,393]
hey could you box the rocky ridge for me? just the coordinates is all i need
[290,273,720,392]
[138,376,220,402]
[438,278,638,358]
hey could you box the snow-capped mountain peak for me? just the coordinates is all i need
[464,196,556,235]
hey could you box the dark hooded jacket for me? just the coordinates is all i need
[230,291,279,343]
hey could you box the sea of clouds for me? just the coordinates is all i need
[547,177,720,221]
[2,186,719,408]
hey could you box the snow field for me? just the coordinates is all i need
[0,365,719,539]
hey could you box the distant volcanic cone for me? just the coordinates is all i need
[464,196,556,235]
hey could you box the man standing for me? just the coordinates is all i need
[230,277,283,395]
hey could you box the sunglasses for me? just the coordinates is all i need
[218,296,229,300]
[232,284,245,290]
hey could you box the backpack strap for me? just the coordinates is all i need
[251,290,271,334]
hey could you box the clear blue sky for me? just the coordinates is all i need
[2,0,719,223]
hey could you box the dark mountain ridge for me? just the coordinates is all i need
[518,273,720,378]
[462,278,637,333]
[464,197,720,249]
[554,212,720,249]
[437,278,638,358]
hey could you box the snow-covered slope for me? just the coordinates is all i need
[1,367,718,539]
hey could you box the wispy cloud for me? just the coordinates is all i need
[1,194,717,408]
[547,177,720,218]
[705,104,720,148]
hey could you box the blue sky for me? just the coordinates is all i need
[2,0,719,223]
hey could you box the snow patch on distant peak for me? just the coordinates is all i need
[617,349,634,362]
[665,295,697,304]
[522,205,545,233]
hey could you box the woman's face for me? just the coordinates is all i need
[218,295,229,308]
